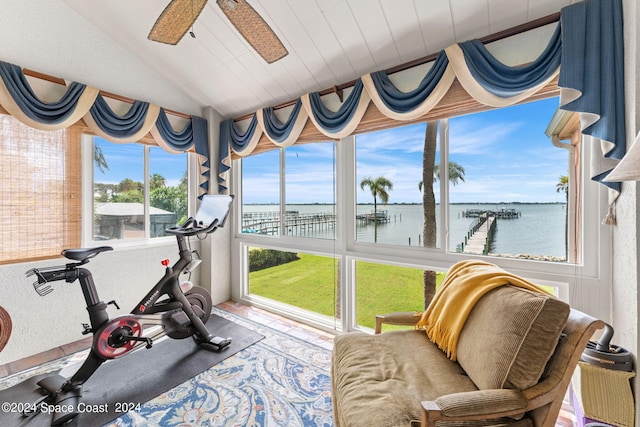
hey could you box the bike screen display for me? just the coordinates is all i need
[196,195,234,227]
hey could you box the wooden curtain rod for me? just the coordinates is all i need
[234,11,561,122]
[21,68,192,120]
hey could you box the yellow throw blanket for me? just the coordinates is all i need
[416,259,550,361]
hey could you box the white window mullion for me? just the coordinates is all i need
[279,148,285,236]
[81,135,95,247]
[144,145,151,239]
[339,135,356,331]
[440,118,450,253]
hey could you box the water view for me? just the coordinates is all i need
[242,203,567,260]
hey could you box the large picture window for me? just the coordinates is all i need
[355,123,441,247]
[233,90,600,334]
[447,97,570,261]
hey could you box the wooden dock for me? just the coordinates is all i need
[356,210,389,224]
[462,207,520,219]
[242,211,336,236]
[243,209,391,236]
[458,212,497,255]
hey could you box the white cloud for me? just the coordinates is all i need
[449,119,523,155]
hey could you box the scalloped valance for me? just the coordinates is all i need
[0,62,210,198]
[219,0,625,205]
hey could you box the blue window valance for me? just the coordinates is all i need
[219,0,625,207]
[0,64,210,198]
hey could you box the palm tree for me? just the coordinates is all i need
[94,144,110,173]
[150,173,166,191]
[418,161,466,191]
[420,121,467,308]
[435,162,466,186]
[360,176,393,242]
[557,175,569,260]
[556,175,569,196]
[421,122,438,308]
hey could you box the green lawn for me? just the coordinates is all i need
[248,252,445,329]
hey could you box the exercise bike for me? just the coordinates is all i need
[23,194,234,426]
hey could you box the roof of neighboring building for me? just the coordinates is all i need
[95,203,175,217]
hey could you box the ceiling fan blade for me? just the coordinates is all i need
[217,0,288,63]
[148,0,208,45]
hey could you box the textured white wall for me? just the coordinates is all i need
[0,0,200,115]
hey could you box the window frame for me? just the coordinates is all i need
[231,97,610,335]
[81,133,193,248]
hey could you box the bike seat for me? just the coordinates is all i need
[62,246,113,262]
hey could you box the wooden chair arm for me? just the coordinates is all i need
[374,311,422,334]
[421,389,529,426]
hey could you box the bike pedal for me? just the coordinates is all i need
[209,336,232,350]
[193,335,232,351]
[81,323,93,335]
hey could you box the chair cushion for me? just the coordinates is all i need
[332,329,478,427]
[456,285,570,390]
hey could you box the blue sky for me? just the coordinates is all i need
[94,138,187,187]
[243,97,567,204]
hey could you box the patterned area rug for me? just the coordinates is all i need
[103,307,333,426]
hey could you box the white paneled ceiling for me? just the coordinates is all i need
[62,0,577,118]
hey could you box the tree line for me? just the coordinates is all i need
[94,172,189,224]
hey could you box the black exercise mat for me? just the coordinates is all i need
[0,313,263,426]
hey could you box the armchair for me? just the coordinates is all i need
[333,286,604,427]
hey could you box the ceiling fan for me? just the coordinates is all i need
[148,0,288,63]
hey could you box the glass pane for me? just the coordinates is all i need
[355,123,441,247]
[248,247,339,321]
[241,150,280,236]
[93,138,145,241]
[285,142,336,239]
[355,260,445,330]
[149,147,187,238]
[448,97,568,262]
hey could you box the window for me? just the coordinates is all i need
[354,260,442,330]
[448,98,570,261]
[241,150,280,236]
[0,114,81,264]
[91,136,187,242]
[237,142,340,323]
[241,143,336,239]
[233,93,602,335]
[0,114,190,263]
[355,123,441,247]
[285,143,336,239]
[247,247,339,322]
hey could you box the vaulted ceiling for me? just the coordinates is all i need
[63,0,578,118]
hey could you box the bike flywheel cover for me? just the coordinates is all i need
[95,316,142,359]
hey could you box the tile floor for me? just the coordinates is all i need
[0,300,576,426]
